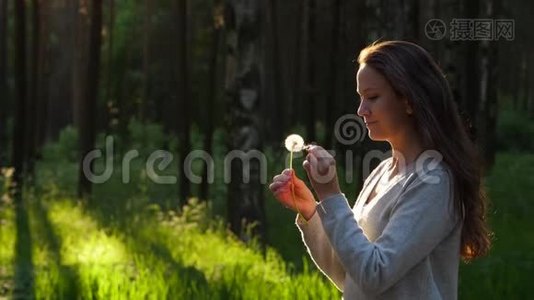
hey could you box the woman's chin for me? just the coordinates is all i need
[367,131,386,141]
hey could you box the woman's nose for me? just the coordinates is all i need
[357,100,370,117]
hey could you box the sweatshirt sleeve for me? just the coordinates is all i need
[296,209,346,291]
[316,168,460,296]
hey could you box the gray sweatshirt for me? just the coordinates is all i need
[296,157,462,299]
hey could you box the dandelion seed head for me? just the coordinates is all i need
[285,134,305,152]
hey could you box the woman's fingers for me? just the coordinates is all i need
[301,144,341,200]
[273,187,290,198]
[272,173,290,183]
[282,168,292,176]
[270,169,296,186]
[305,146,336,177]
[313,148,335,170]
[269,180,288,192]
[269,168,317,215]
[269,169,295,194]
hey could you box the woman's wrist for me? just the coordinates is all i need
[317,187,342,202]
[301,202,317,220]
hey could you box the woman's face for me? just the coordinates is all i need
[356,64,413,142]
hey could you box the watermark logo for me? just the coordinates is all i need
[224,150,267,184]
[425,19,447,40]
[415,150,444,184]
[425,18,514,41]
[334,114,367,145]
[184,150,214,184]
[83,136,114,184]
[146,150,176,184]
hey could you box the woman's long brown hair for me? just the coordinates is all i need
[358,40,492,261]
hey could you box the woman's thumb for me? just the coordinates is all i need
[282,168,293,176]
[291,172,304,189]
[302,159,311,174]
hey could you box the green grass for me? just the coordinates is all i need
[458,153,534,299]
[0,190,340,299]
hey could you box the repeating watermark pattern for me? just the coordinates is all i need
[334,114,367,145]
[184,150,214,184]
[425,18,514,41]
[82,115,444,186]
[414,150,444,184]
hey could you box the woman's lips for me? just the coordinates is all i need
[365,121,378,126]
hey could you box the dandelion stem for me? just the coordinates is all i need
[290,149,293,170]
[289,148,306,223]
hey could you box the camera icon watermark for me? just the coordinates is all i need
[425,19,447,40]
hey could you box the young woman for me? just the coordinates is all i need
[269,41,491,299]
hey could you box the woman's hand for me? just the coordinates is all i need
[269,169,317,220]
[302,145,341,201]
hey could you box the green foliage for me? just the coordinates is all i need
[35,122,180,201]
[496,109,534,152]
[0,167,14,199]
[37,126,80,197]
[0,199,15,265]
[458,153,534,299]
[205,127,229,213]
[127,118,170,155]
[41,126,79,163]
[0,203,15,296]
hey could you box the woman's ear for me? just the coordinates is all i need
[403,98,413,115]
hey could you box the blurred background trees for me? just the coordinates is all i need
[1,0,533,245]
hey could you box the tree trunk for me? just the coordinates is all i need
[267,0,285,141]
[324,0,342,149]
[176,0,191,205]
[141,0,153,121]
[25,0,41,180]
[523,52,531,112]
[78,0,103,198]
[305,0,316,142]
[72,0,89,133]
[45,1,75,141]
[0,0,8,167]
[511,46,524,111]
[115,41,133,138]
[200,0,223,201]
[34,0,51,161]
[529,54,534,118]
[462,0,480,141]
[477,0,499,171]
[12,0,28,195]
[225,0,267,244]
[291,0,305,129]
[105,0,115,132]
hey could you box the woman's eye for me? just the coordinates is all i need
[357,95,378,102]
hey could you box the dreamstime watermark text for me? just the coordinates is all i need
[82,114,445,185]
